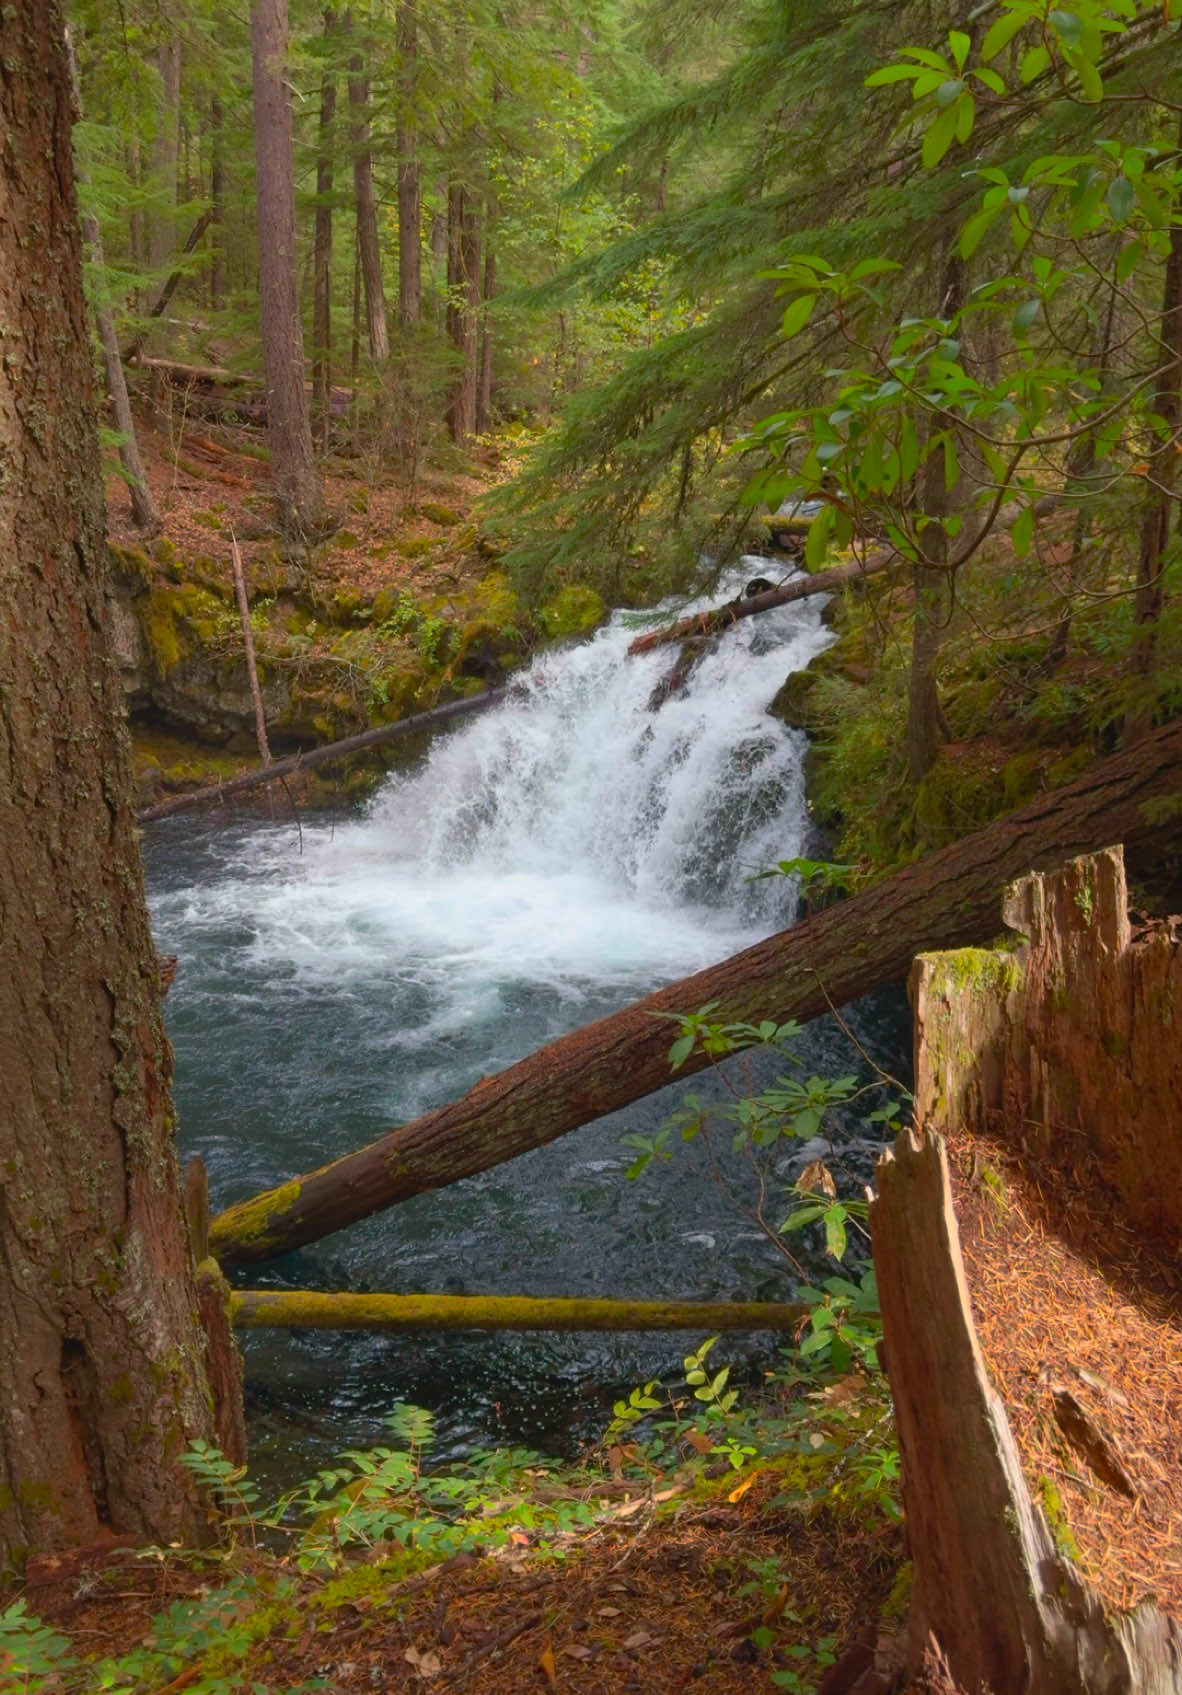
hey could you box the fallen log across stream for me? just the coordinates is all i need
[209,714,1182,1270]
[627,552,893,655]
[137,686,506,823]
[230,1291,808,1333]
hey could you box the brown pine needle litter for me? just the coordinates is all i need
[946,1115,1182,1619]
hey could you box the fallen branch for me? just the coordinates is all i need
[121,207,216,365]
[627,552,895,655]
[230,1290,808,1333]
[209,715,1182,1269]
[136,686,506,823]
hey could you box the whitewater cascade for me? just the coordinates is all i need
[146,572,850,1470]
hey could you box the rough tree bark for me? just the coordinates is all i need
[148,27,181,277]
[0,2,227,1570]
[312,8,338,453]
[874,850,1182,1690]
[209,715,1182,1267]
[250,0,323,535]
[396,0,421,326]
[346,10,389,363]
[446,176,481,441]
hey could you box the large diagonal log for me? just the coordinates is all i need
[210,716,1182,1269]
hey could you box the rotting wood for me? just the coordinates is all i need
[136,686,507,822]
[230,1291,809,1333]
[871,1126,1182,1692]
[913,844,1182,1243]
[209,715,1182,1269]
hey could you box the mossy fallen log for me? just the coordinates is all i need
[209,715,1182,1270]
[230,1290,808,1333]
[137,686,506,822]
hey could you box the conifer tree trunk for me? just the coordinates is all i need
[476,188,496,434]
[312,9,338,453]
[210,93,227,308]
[907,249,965,783]
[149,30,181,276]
[396,0,421,325]
[346,11,389,363]
[250,0,323,535]
[0,0,225,1569]
[446,178,481,441]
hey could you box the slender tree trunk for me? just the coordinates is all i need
[446,178,481,441]
[250,0,323,535]
[346,11,389,363]
[312,9,338,453]
[209,713,1182,1268]
[476,194,496,435]
[396,0,421,325]
[210,94,227,308]
[84,213,159,531]
[149,33,181,276]
[907,249,965,784]
[0,0,224,1569]
[1126,111,1182,741]
[127,137,147,301]
[230,535,272,767]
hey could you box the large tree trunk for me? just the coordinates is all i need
[0,1,225,1570]
[346,12,389,364]
[312,8,338,453]
[210,714,1182,1267]
[251,0,323,535]
[446,177,481,441]
[396,0,421,326]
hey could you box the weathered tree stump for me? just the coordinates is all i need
[871,850,1182,1692]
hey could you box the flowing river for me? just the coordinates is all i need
[144,571,908,1484]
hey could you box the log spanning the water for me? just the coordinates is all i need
[208,715,1182,1270]
[230,1291,808,1334]
[627,553,894,655]
[137,687,506,823]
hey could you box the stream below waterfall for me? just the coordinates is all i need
[144,570,910,1488]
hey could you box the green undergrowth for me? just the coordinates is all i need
[774,549,1182,880]
[0,1350,899,1695]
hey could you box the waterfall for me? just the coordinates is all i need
[145,570,850,1474]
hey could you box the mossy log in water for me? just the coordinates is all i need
[230,1290,808,1333]
[210,716,1182,1270]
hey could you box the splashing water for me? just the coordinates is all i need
[145,571,892,1478]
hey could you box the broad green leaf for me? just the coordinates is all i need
[1116,239,1144,283]
[982,8,1028,60]
[971,65,1006,93]
[1012,504,1034,557]
[922,103,959,169]
[1068,46,1103,101]
[781,292,817,339]
[1012,298,1041,333]
[1049,9,1083,47]
[948,29,971,70]
[865,63,926,86]
[1020,43,1051,82]
[1106,174,1135,222]
[955,91,976,143]
[936,77,964,107]
[960,203,1002,258]
[804,502,835,569]
[899,419,921,484]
